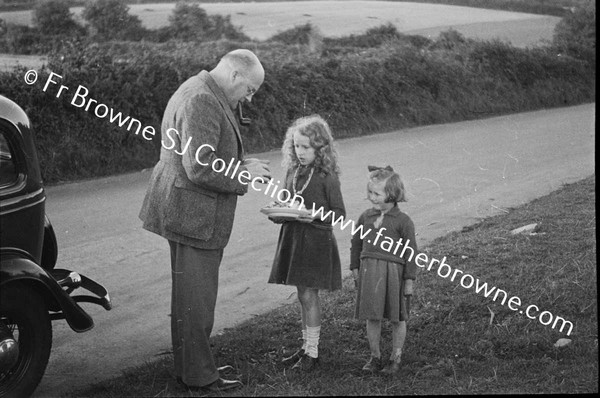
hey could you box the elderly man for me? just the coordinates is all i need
[139,49,270,392]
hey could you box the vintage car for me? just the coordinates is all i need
[0,95,111,397]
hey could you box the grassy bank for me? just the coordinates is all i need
[69,176,597,396]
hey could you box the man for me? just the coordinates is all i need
[139,49,270,392]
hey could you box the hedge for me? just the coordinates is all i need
[0,31,595,183]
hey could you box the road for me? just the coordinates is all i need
[33,104,594,397]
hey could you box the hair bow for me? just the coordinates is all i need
[367,165,394,172]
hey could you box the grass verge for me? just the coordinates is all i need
[70,175,597,396]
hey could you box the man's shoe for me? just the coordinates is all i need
[217,364,234,373]
[202,377,243,392]
[281,348,304,365]
[177,377,242,392]
[362,356,382,372]
[291,354,319,372]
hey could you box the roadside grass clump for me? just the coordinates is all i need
[69,175,596,397]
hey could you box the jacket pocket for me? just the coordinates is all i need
[164,181,217,241]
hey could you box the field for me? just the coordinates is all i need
[0,1,561,71]
[0,53,46,70]
[0,1,561,43]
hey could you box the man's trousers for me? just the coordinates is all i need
[169,240,223,387]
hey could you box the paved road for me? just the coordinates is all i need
[33,104,594,397]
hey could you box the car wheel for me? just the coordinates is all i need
[0,283,52,398]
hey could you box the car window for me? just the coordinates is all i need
[0,132,18,187]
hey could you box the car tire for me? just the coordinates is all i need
[0,283,52,398]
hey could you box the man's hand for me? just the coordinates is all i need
[403,279,413,296]
[243,158,271,182]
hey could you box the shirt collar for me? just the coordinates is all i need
[365,204,401,218]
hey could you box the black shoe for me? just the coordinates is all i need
[291,354,319,372]
[202,377,243,392]
[217,364,235,373]
[282,348,305,365]
[177,377,243,392]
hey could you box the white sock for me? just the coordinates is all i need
[305,326,321,358]
[390,348,402,363]
[301,329,308,351]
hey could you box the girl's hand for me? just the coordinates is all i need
[403,279,413,296]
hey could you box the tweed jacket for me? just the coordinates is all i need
[139,71,249,249]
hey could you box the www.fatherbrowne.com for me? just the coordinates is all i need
[31,70,574,336]
[310,205,574,336]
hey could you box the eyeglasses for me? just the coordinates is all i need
[238,71,258,98]
[246,85,257,97]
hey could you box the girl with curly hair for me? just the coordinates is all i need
[268,114,346,372]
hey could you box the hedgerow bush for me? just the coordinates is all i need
[33,0,83,36]
[0,24,595,183]
[81,0,147,41]
[0,0,249,52]
[324,23,432,49]
[552,1,596,67]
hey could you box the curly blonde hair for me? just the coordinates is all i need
[281,114,340,176]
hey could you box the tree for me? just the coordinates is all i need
[165,1,249,42]
[81,0,144,40]
[553,2,596,65]
[168,1,211,41]
[33,0,82,36]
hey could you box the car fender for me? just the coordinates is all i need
[41,215,58,270]
[0,250,94,333]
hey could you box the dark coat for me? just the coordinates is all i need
[268,166,346,290]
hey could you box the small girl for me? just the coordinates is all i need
[268,114,346,372]
[350,165,417,374]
